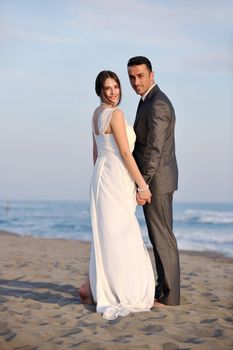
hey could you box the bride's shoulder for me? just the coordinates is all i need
[111,108,130,131]
[111,108,126,126]
[114,106,123,112]
[112,107,124,118]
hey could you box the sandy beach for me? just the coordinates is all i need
[0,230,233,350]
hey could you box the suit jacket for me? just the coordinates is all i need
[133,84,178,194]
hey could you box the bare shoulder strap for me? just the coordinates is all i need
[98,108,117,134]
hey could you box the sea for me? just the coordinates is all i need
[0,200,233,258]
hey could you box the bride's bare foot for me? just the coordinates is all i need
[153,299,166,307]
[78,280,96,305]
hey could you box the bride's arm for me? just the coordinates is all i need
[110,109,151,201]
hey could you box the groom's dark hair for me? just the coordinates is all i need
[127,56,152,72]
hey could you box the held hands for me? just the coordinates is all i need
[136,185,152,205]
[136,192,146,205]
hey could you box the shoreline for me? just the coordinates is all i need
[0,229,232,261]
[1,229,233,349]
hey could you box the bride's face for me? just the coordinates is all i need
[102,78,120,106]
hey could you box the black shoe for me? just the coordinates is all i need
[155,286,163,301]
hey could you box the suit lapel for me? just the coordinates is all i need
[134,85,159,129]
[133,98,143,128]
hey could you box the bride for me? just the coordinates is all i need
[79,70,155,320]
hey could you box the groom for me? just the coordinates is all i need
[127,56,180,305]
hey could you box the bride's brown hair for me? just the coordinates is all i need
[95,70,122,105]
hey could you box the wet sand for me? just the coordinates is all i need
[0,230,233,350]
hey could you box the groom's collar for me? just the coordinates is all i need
[141,83,156,101]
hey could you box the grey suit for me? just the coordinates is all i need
[133,84,180,305]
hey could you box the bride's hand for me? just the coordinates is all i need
[138,188,152,203]
[136,192,146,205]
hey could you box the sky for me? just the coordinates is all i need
[0,0,233,202]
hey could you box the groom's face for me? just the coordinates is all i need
[128,64,154,96]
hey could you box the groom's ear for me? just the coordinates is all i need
[150,71,155,81]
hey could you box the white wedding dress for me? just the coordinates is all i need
[89,107,155,320]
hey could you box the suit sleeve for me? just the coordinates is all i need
[141,99,171,184]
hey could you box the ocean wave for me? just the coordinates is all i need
[1,200,233,258]
[174,209,233,225]
[175,229,233,244]
[176,240,233,257]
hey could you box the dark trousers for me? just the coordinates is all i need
[143,192,180,305]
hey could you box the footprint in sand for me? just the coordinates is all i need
[201,291,220,302]
[184,336,205,344]
[60,327,83,337]
[200,318,218,324]
[224,316,233,324]
[0,328,17,342]
[162,342,181,350]
[112,334,134,344]
[187,326,224,339]
[140,324,164,335]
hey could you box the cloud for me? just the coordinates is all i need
[67,0,233,74]
[68,0,190,48]
[0,68,49,83]
[68,0,233,46]
[1,0,232,75]
[12,29,75,45]
[0,26,79,45]
[183,52,233,74]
